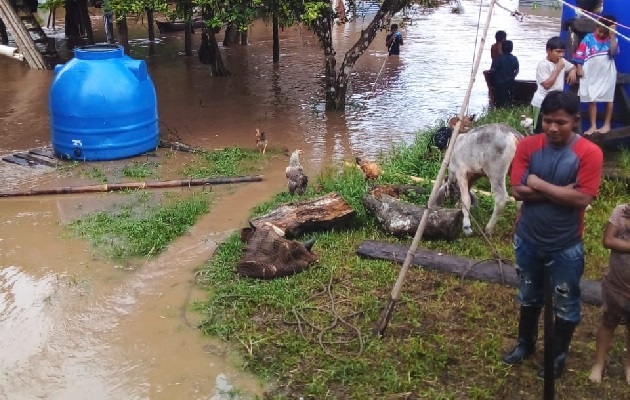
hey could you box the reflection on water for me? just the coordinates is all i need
[1,0,563,165]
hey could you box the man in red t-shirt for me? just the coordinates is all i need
[503,90,603,379]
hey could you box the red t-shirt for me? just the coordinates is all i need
[511,133,603,250]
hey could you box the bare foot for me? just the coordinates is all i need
[598,125,612,134]
[589,364,604,383]
[583,127,598,136]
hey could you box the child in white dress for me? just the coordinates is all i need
[572,15,619,136]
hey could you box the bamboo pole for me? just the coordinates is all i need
[0,0,47,69]
[373,0,498,337]
[0,175,263,197]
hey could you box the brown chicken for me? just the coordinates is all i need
[255,128,268,154]
[447,113,476,132]
[355,157,381,183]
[286,149,308,196]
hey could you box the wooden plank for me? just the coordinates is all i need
[356,240,603,306]
[2,155,34,167]
[13,152,58,167]
[28,147,57,160]
[587,125,630,144]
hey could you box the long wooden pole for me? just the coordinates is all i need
[373,0,498,337]
[0,175,263,197]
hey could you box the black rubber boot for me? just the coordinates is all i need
[502,306,542,365]
[537,317,577,379]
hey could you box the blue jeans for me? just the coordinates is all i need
[513,234,585,323]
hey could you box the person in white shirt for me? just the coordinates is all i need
[530,37,578,133]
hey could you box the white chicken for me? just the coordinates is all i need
[520,115,534,135]
[286,149,308,197]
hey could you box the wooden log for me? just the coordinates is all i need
[249,192,356,239]
[0,175,263,197]
[236,223,318,279]
[356,240,603,306]
[362,188,463,241]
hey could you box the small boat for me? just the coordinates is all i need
[482,70,536,107]
[155,18,204,34]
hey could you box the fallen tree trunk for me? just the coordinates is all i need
[363,186,463,241]
[237,223,318,279]
[0,175,263,197]
[249,192,355,239]
[357,240,603,306]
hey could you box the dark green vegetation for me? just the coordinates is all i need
[198,110,630,399]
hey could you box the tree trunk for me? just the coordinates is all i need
[77,0,93,44]
[116,17,129,53]
[313,0,406,111]
[356,241,604,306]
[64,0,80,38]
[0,18,8,45]
[184,19,192,56]
[223,22,238,46]
[240,28,248,45]
[248,192,356,239]
[272,12,279,63]
[210,31,230,76]
[147,8,155,42]
[362,186,463,240]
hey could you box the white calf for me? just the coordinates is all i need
[436,123,523,236]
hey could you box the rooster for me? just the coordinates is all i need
[286,149,308,197]
[355,157,381,184]
[520,115,534,135]
[255,128,268,154]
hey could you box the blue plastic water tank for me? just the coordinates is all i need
[49,45,158,161]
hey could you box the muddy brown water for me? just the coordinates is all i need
[0,2,561,398]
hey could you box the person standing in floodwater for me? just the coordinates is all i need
[386,24,403,56]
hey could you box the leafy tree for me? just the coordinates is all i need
[304,0,412,111]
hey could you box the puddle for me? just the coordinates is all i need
[0,153,291,399]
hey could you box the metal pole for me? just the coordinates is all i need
[543,264,555,400]
[373,0,498,337]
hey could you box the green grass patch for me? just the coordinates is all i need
[197,108,629,399]
[183,147,260,178]
[69,191,211,259]
[121,160,160,179]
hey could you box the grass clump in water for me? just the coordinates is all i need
[121,160,160,179]
[183,147,260,178]
[69,191,211,259]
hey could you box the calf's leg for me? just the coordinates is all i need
[485,175,509,235]
[456,172,474,236]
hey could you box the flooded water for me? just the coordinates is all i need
[0,0,563,398]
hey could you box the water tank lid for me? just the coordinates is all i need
[74,44,124,60]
